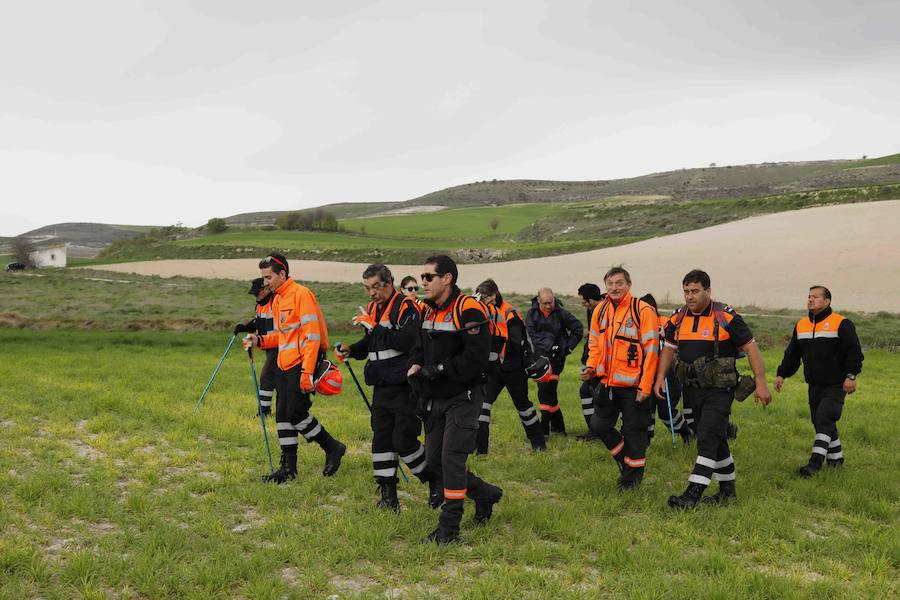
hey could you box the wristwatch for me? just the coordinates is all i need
[846,373,857,381]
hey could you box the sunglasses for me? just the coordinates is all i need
[420,272,446,282]
[404,286,420,292]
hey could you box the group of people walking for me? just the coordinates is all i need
[234,252,864,544]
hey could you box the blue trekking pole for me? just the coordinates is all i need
[343,354,410,484]
[248,347,275,474]
[663,378,677,448]
[195,335,237,411]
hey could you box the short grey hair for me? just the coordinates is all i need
[362,263,393,284]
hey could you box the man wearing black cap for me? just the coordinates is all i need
[234,278,276,415]
[576,283,605,439]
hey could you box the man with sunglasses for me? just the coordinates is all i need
[242,253,347,483]
[334,264,437,512]
[408,255,503,545]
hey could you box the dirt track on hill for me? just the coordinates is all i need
[97,200,900,312]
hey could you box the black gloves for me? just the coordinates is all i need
[233,322,255,335]
[417,363,445,381]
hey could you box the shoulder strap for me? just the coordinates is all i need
[712,301,730,331]
[631,298,642,330]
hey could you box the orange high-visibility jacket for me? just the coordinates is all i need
[586,292,659,394]
[258,278,329,374]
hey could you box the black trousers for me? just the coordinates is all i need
[808,384,845,462]
[258,349,278,410]
[477,366,543,452]
[424,386,496,532]
[371,384,429,482]
[274,364,335,454]
[591,385,652,484]
[683,387,734,486]
[580,379,598,428]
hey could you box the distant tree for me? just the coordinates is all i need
[517,192,528,203]
[11,237,36,267]
[862,155,867,160]
[275,209,340,232]
[489,217,500,232]
[709,162,717,168]
[359,225,367,235]
[207,218,228,234]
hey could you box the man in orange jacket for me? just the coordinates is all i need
[581,266,659,489]
[242,253,347,483]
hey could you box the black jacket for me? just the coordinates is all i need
[525,297,583,371]
[348,290,419,387]
[408,286,491,399]
[776,307,864,386]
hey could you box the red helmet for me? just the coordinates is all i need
[525,356,556,383]
[313,359,343,396]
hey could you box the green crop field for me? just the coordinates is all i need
[2,269,898,598]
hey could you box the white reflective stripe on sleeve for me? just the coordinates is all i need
[622,327,638,337]
[590,329,601,337]
[422,321,457,331]
[713,471,736,481]
[695,455,717,468]
[368,349,404,361]
[305,333,321,341]
[643,346,658,354]
[257,312,273,319]
[372,452,398,462]
[278,342,297,352]
[796,332,813,340]
[378,320,394,329]
[300,314,318,324]
[814,331,839,338]
[279,323,301,333]
[642,330,657,342]
[688,473,711,486]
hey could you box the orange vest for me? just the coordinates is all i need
[795,311,845,340]
[258,278,329,374]
[586,292,659,394]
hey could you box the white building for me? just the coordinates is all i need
[30,244,67,268]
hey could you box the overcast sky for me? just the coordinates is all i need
[2,0,899,236]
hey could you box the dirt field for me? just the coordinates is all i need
[97,200,900,312]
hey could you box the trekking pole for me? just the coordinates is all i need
[195,335,237,411]
[663,378,677,448]
[344,358,410,483]
[248,347,275,474]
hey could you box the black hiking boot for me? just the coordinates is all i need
[376,479,400,512]
[826,457,844,468]
[799,458,823,478]
[701,480,736,505]
[322,441,346,477]
[473,484,503,526]
[262,452,297,484]
[679,426,696,444]
[421,527,460,545]
[667,482,706,509]
[427,477,444,509]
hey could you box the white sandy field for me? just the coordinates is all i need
[97,200,900,313]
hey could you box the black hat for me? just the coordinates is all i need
[248,277,266,295]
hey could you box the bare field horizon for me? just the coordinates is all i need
[95,200,900,313]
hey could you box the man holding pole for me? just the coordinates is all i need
[334,263,437,511]
[242,253,347,483]
[234,277,276,416]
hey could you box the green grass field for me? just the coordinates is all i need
[1,270,898,598]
